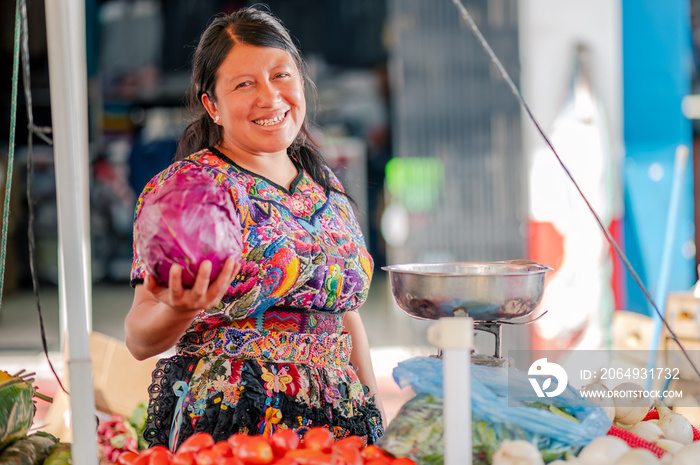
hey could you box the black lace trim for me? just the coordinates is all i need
[143,356,385,449]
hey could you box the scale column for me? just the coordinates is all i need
[427,316,474,465]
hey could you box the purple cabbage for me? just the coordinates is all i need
[135,169,243,288]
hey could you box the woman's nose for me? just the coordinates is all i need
[256,81,281,106]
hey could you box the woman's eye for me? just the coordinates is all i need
[275,72,291,79]
[235,81,251,89]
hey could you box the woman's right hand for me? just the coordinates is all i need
[145,256,241,313]
[125,256,240,360]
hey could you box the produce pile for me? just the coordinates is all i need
[116,427,417,465]
[98,402,149,464]
[0,370,69,465]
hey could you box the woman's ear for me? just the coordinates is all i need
[201,93,218,122]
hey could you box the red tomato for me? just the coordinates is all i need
[215,458,245,465]
[359,445,388,461]
[133,454,152,465]
[269,429,300,456]
[211,442,234,457]
[227,434,249,451]
[390,458,417,465]
[364,459,392,465]
[172,452,196,465]
[179,432,216,454]
[302,428,333,452]
[270,457,300,465]
[234,436,274,465]
[117,451,141,465]
[284,450,333,465]
[330,446,362,465]
[330,436,363,452]
[195,448,220,465]
[146,446,174,465]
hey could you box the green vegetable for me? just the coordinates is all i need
[0,433,58,465]
[42,443,72,465]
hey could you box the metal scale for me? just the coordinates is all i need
[382,260,551,465]
[383,260,551,359]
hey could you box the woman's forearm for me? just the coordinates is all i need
[124,285,200,360]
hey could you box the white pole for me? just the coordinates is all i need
[44,0,98,463]
[427,317,473,465]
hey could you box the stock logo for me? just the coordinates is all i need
[528,358,569,398]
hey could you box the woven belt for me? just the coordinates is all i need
[178,327,352,367]
[228,307,345,334]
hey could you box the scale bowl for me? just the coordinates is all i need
[382,260,552,321]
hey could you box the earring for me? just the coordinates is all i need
[214,115,220,124]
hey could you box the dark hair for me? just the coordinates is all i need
[176,7,337,195]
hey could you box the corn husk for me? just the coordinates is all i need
[0,370,37,451]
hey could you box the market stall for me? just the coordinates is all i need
[4,0,700,464]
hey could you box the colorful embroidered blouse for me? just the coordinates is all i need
[130,147,374,341]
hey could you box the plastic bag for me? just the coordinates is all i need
[378,356,612,464]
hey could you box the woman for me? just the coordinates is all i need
[124,7,385,450]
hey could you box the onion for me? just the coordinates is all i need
[630,421,665,443]
[491,439,544,465]
[655,439,684,454]
[613,449,659,465]
[580,382,616,422]
[612,382,651,426]
[655,401,693,445]
[576,435,629,464]
[670,442,700,465]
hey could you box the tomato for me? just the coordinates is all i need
[133,454,152,465]
[227,434,249,451]
[179,432,216,454]
[364,459,391,465]
[149,446,175,465]
[195,448,221,465]
[390,458,417,465]
[234,436,274,465]
[269,429,300,456]
[301,428,333,452]
[359,445,388,461]
[284,450,333,465]
[211,442,234,457]
[330,446,362,465]
[330,436,363,452]
[172,452,196,465]
[133,446,173,465]
[118,451,141,465]
[215,458,245,465]
[270,457,300,465]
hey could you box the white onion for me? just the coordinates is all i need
[576,436,630,464]
[655,439,684,454]
[491,439,544,465]
[655,401,693,445]
[613,382,651,426]
[630,421,665,443]
[580,382,616,422]
[613,448,659,465]
[670,442,700,465]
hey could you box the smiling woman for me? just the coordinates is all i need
[123,6,385,451]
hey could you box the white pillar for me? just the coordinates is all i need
[44,0,98,463]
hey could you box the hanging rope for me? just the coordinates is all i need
[0,0,21,307]
[4,0,68,395]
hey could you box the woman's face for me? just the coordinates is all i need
[205,43,306,158]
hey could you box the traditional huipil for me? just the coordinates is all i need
[131,148,383,450]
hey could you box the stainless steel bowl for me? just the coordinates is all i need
[382,260,552,321]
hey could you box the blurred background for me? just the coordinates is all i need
[0,0,698,364]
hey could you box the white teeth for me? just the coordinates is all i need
[253,114,285,126]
